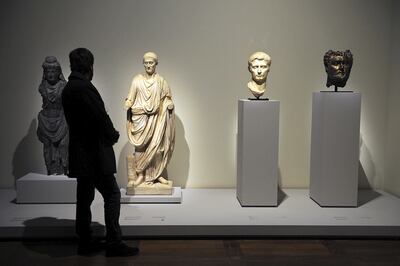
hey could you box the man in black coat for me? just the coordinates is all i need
[62,48,138,256]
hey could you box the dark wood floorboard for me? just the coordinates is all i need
[0,239,399,266]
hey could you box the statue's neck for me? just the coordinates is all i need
[144,72,156,80]
[44,80,62,88]
[249,80,266,92]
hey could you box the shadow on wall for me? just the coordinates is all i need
[358,161,372,189]
[116,141,134,188]
[168,115,190,188]
[117,114,190,188]
[358,134,376,189]
[12,119,44,187]
[277,167,288,205]
[357,134,381,206]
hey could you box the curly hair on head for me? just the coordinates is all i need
[323,50,353,68]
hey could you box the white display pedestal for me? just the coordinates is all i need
[16,173,76,203]
[120,187,182,203]
[16,173,181,204]
[309,92,361,207]
[237,99,280,206]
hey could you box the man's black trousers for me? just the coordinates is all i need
[76,174,122,245]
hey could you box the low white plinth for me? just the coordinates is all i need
[1,189,399,238]
[120,187,182,203]
[310,92,361,207]
[16,173,76,203]
[237,99,280,206]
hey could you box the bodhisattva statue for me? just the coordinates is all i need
[124,52,175,195]
[247,51,271,100]
[323,50,353,92]
[37,56,69,175]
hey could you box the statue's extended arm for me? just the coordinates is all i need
[124,79,137,110]
[163,80,174,111]
[166,98,174,111]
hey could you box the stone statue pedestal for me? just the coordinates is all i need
[236,99,280,206]
[16,173,76,203]
[121,187,182,203]
[309,91,361,207]
[126,182,173,195]
[126,155,174,195]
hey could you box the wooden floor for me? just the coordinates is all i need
[0,239,399,266]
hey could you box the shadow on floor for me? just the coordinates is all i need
[22,217,104,258]
[278,188,288,206]
[358,189,381,207]
[12,119,45,188]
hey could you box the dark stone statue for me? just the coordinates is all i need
[37,56,69,175]
[323,50,353,92]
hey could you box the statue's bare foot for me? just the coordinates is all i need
[141,181,155,187]
[157,177,172,187]
[129,174,143,187]
[157,176,169,184]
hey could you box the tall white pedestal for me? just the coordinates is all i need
[309,92,361,207]
[237,100,280,206]
[16,173,76,203]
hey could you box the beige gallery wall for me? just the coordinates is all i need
[0,0,394,190]
[385,1,400,197]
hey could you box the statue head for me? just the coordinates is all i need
[248,52,271,85]
[69,48,94,80]
[143,52,158,76]
[323,50,353,89]
[42,56,65,85]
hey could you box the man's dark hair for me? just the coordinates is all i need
[69,48,94,74]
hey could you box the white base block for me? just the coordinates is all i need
[310,92,361,207]
[16,173,76,203]
[237,100,279,206]
[120,187,182,203]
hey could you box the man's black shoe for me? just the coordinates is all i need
[105,242,139,257]
[77,239,106,256]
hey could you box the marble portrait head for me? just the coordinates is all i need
[323,50,353,90]
[143,52,158,76]
[247,52,271,99]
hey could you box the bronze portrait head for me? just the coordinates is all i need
[323,50,353,91]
